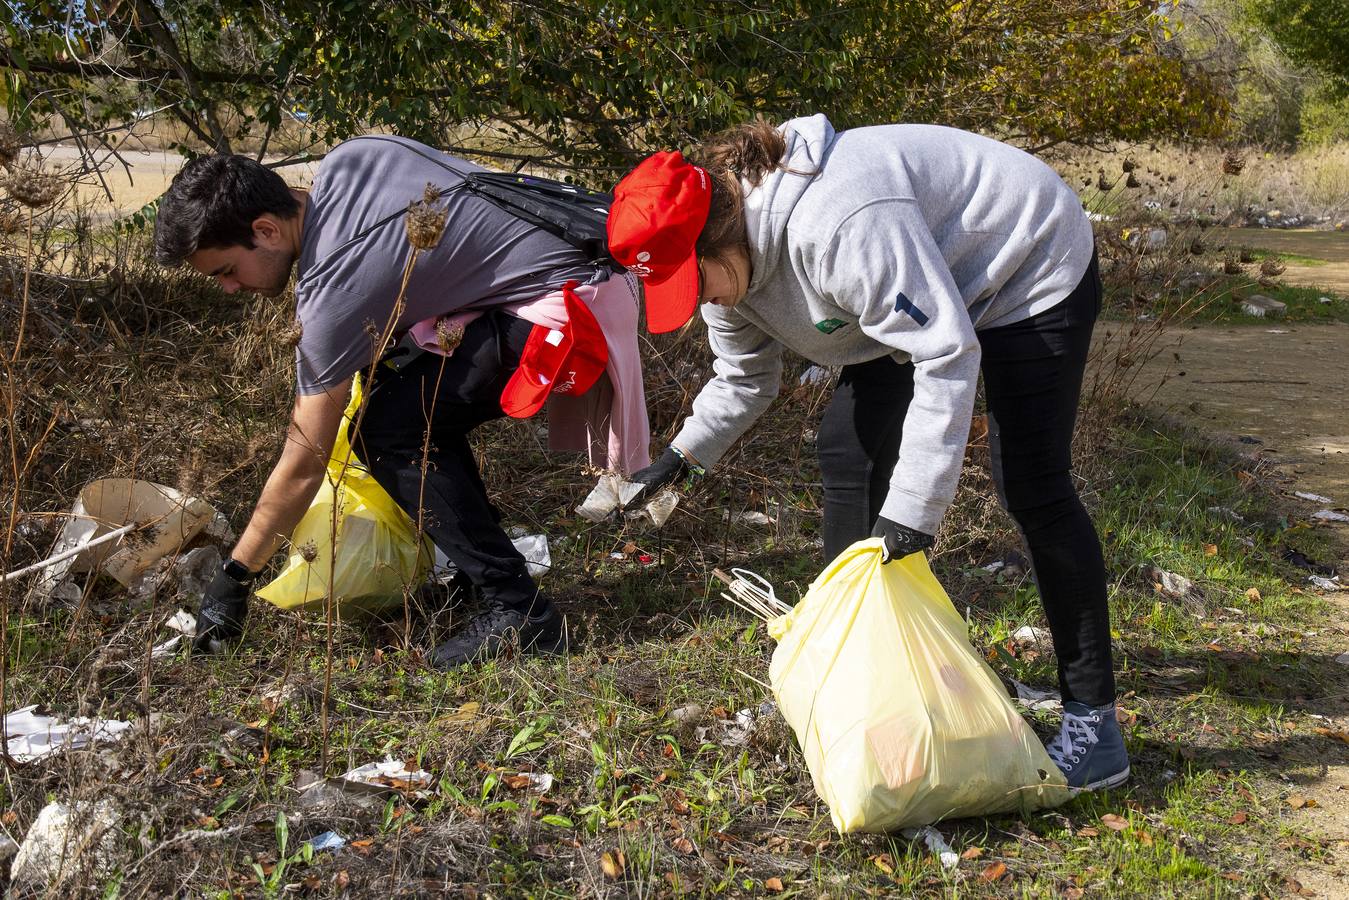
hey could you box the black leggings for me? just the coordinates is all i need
[816,253,1114,707]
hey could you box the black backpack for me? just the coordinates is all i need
[463,172,623,272]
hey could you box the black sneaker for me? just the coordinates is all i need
[430,598,568,669]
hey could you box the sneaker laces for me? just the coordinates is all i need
[1046,710,1101,768]
[456,606,520,643]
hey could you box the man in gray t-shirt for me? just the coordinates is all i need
[153,136,605,666]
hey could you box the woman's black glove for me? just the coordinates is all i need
[871,516,935,563]
[624,446,698,508]
[194,563,252,652]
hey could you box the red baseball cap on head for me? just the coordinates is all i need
[500,283,609,419]
[607,151,711,333]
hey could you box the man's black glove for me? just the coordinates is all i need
[194,562,252,652]
[871,516,935,563]
[624,446,698,508]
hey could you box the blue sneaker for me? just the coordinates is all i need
[1046,702,1131,792]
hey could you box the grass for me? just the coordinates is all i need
[1160,279,1349,324]
[3,396,1344,896]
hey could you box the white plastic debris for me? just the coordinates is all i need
[11,799,121,885]
[150,609,198,660]
[514,772,554,793]
[1150,568,1197,600]
[1011,680,1062,712]
[902,825,960,870]
[798,365,831,386]
[33,479,224,601]
[1311,509,1349,523]
[1295,492,1333,504]
[695,701,777,747]
[725,510,774,526]
[308,831,347,852]
[1011,625,1051,645]
[1309,575,1344,592]
[4,706,133,762]
[341,755,433,798]
[575,474,678,527]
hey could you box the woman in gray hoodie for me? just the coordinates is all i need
[607,114,1127,793]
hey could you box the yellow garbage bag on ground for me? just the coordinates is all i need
[767,539,1070,833]
[256,379,432,615]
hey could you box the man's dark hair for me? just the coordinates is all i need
[153,154,301,266]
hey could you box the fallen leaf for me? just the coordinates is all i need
[350,838,374,855]
[1227,812,1248,825]
[870,853,895,874]
[1,810,16,826]
[601,851,623,879]
[334,871,351,890]
[1204,543,1218,557]
[503,774,532,791]
[436,701,481,725]
[961,846,985,860]
[1064,888,1085,899]
[303,874,322,890]
[1100,813,1129,831]
[1077,827,1099,837]
[979,862,1008,882]
[1245,587,1262,602]
[1220,872,1241,881]
[673,837,694,855]
[1137,830,1154,846]
[1287,796,1308,809]
[1313,727,1349,745]
[765,877,785,893]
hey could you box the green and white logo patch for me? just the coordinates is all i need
[814,318,848,334]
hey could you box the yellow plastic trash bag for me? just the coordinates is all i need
[256,379,432,615]
[767,539,1069,833]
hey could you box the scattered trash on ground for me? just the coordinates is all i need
[150,608,198,659]
[1011,680,1063,712]
[11,799,121,886]
[1311,509,1349,524]
[1309,575,1344,592]
[1294,491,1333,504]
[307,831,347,852]
[1239,294,1286,317]
[31,479,228,604]
[340,756,433,799]
[1207,506,1245,523]
[902,825,960,869]
[575,474,678,527]
[696,701,778,748]
[724,509,775,526]
[507,772,554,793]
[4,706,133,762]
[1011,625,1051,645]
[798,365,831,386]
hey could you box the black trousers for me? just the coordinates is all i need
[816,253,1114,707]
[350,311,541,612]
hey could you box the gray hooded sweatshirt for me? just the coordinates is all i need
[672,114,1094,534]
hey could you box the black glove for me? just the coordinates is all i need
[194,562,252,652]
[871,516,935,563]
[624,446,697,508]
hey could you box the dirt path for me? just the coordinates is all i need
[1127,228,1349,897]
[1229,227,1349,295]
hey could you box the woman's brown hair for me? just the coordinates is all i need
[691,117,787,258]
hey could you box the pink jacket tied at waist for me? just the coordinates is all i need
[408,274,650,475]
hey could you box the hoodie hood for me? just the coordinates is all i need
[742,114,836,296]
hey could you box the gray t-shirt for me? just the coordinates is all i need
[293,135,599,393]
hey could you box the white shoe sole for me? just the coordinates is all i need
[1070,765,1131,794]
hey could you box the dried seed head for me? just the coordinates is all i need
[1221,152,1245,176]
[1121,157,1137,173]
[405,183,447,250]
[298,539,319,563]
[1259,256,1285,277]
[5,157,63,208]
[279,318,304,348]
[0,124,20,170]
[434,318,465,354]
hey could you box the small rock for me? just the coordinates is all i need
[670,704,705,725]
[1336,652,1349,666]
[1011,625,1051,645]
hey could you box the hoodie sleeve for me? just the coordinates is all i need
[815,199,980,535]
[671,304,783,468]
